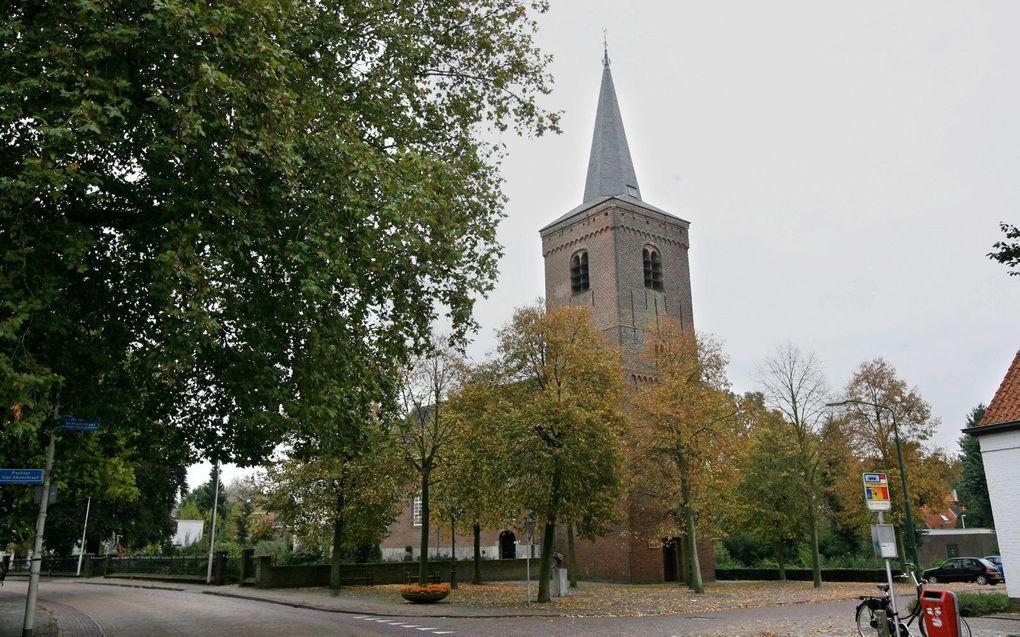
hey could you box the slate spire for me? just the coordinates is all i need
[583,46,641,203]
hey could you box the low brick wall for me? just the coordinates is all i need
[254,557,532,589]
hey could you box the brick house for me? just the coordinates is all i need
[381,49,714,583]
[967,348,1020,608]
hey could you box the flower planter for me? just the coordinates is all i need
[400,590,449,604]
[400,584,451,604]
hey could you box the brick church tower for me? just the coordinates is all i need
[540,50,712,583]
[540,50,694,381]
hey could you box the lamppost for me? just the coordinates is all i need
[827,399,920,571]
[960,514,967,529]
[524,520,535,606]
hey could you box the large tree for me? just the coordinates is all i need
[830,359,949,567]
[957,405,994,528]
[729,393,805,581]
[1,0,558,461]
[494,303,626,603]
[631,323,739,594]
[758,343,830,587]
[435,361,522,585]
[260,438,403,588]
[396,338,463,586]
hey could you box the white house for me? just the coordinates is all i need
[969,348,1020,608]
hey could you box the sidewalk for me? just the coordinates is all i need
[0,590,57,637]
[75,579,559,618]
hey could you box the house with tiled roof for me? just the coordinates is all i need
[967,348,1020,608]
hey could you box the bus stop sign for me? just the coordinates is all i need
[863,472,891,512]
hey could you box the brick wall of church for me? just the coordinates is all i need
[541,198,693,376]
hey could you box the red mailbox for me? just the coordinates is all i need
[920,589,962,637]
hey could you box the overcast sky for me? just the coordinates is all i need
[190,1,1020,490]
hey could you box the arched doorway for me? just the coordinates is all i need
[499,531,517,559]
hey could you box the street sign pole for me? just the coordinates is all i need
[23,431,56,637]
[206,461,221,584]
[76,497,91,577]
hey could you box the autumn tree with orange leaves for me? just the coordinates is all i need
[630,323,740,594]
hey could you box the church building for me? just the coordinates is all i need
[380,49,713,583]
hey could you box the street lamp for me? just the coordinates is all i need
[827,399,920,571]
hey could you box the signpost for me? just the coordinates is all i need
[864,472,900,637]
[22,416,99,637]
[0,469,44,485]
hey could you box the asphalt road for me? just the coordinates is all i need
[2,580,457,637]
[0,579,863,637]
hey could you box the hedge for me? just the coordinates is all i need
[716,567,889,582]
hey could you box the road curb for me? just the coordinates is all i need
[75,580,185,592]
[200,589,562,619]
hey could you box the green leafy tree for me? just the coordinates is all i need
[988,222,1020,275]
[260,435,403,588]
[491,303,626,603]
[729,393,805,580]
[957,405,994,528]
[1,0,558,468]
[435,362,522,584]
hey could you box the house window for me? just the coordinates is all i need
[570,250,590,293]
[412,496,422,527]
[643,246,663,291]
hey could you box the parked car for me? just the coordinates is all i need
[922,557,1002,585]
[984,555,1006,581]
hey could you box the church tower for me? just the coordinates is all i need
[541,49,708,584]
[540,49,694,380]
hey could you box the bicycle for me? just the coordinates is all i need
[854,565,971,637]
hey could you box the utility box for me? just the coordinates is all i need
[551,567,569,597]
[920,589,962,637]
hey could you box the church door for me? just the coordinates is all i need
[499,531,517,559]
[662,538,680,582]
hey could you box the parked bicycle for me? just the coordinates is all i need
[855,565,971,637]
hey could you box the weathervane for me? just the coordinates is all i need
[602,28,610,66]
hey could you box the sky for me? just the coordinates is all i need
[189,1,1020,490]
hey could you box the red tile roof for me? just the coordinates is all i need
[981,348,1020,427]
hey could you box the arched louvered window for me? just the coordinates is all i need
[643,246,663,291]
[570,250,590,293]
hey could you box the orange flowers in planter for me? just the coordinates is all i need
[400,584,451,595]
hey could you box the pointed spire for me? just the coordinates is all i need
[583,43,641,203]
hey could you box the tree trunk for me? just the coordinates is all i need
[537,464,562,603]
[536,520,557,602]
[472,523,482,585]
[418,472,430,586]
[808,497,822,588]
[682,477,704,594]
[329,495,344,590]
[679,533,690,587]
[776,542,786,581]
[567,523,577,588]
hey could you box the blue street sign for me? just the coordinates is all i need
[0,469,45,485]
[58,416,100,431]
